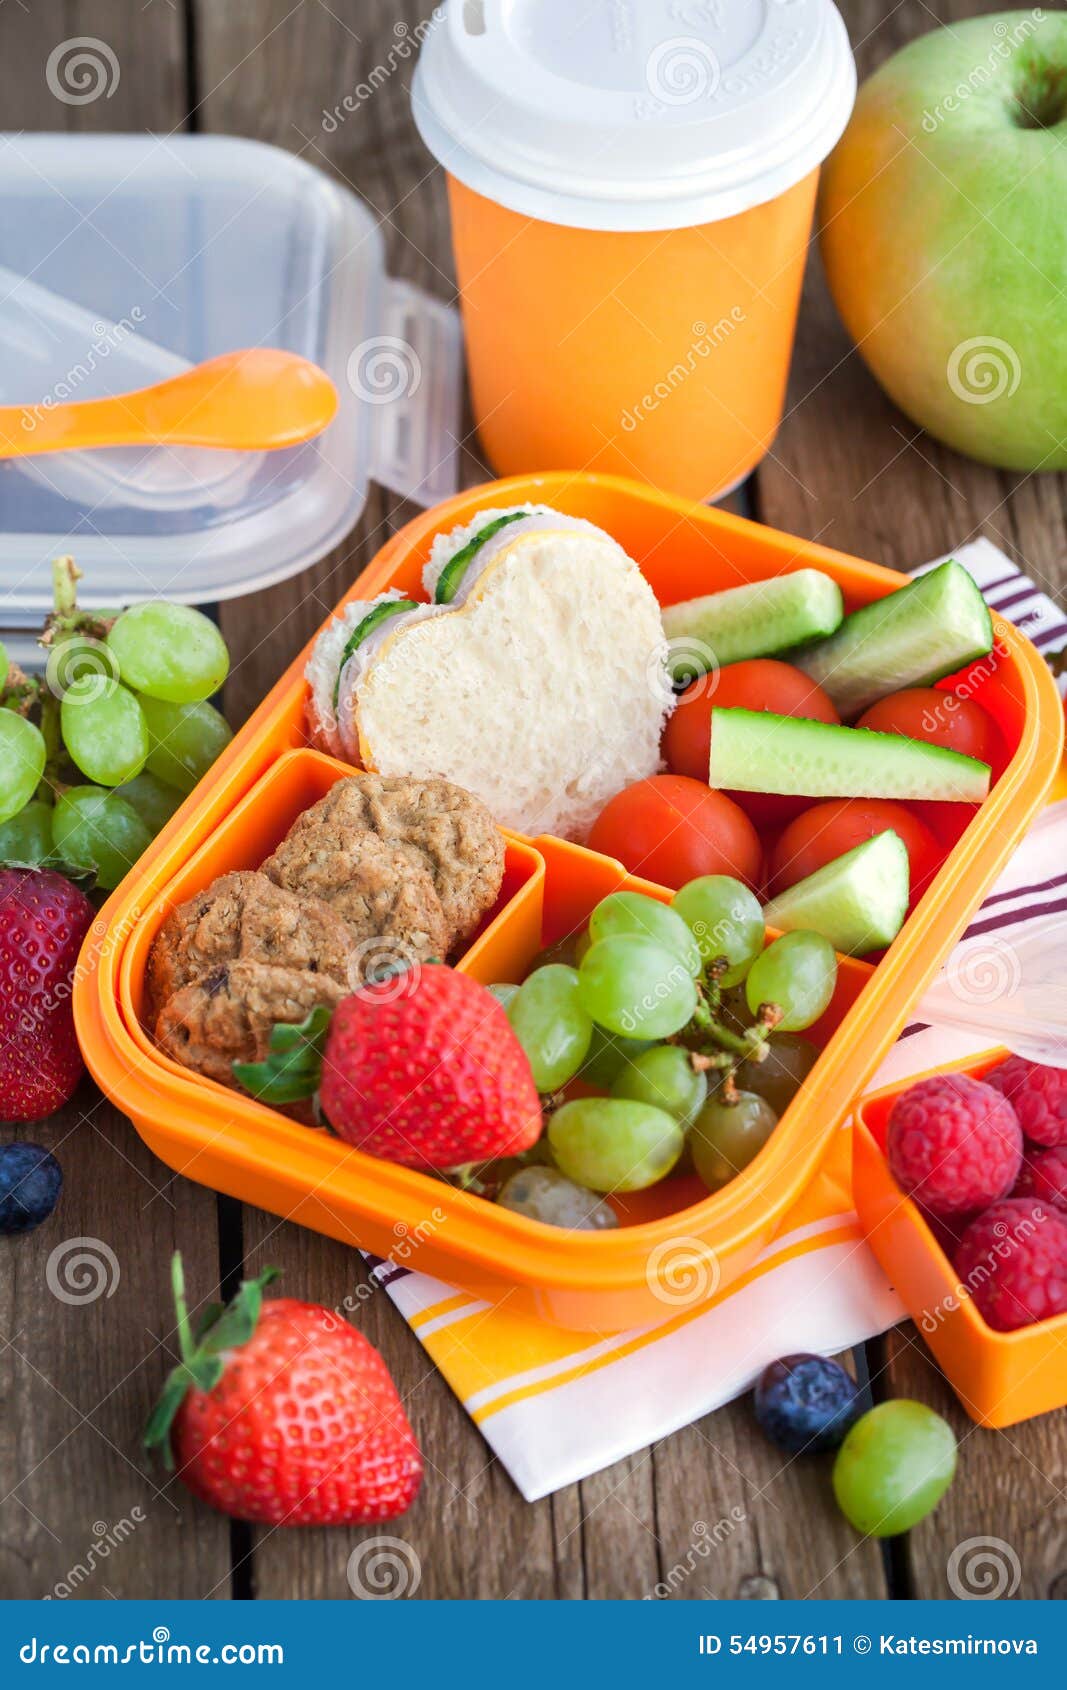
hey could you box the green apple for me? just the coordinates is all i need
[819,11,1067,471]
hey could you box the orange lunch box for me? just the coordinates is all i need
[854,1051,1067,1429]
[75,472,1064,1332]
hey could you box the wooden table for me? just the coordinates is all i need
[3,0,1065,1602]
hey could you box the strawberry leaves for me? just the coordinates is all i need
[232,1004,332,1104]
[145,1251,280,1469]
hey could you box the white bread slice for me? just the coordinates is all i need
[305,590,424,758]
[347,520,672,839]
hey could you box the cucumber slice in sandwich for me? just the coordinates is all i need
[660,569,843,683]
[792,559,994,718]
[763,831,910,956]
[434,511,528,604]
[709,709,990,803]
[333,598,419,707]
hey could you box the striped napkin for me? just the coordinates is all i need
[366,539,1067,1501]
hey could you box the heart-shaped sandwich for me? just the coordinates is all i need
[305,506,673,839]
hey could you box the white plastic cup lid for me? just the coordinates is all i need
[413,0,856,231]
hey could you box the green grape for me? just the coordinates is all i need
[52,786,152,890]
[508,964,593,1091]
[0,712,47,825]
[577,935,698,1040]
[672,875,765,987]
[45,633,119,702]
[488,982,519,1010]
[735,1033,819,1115]
[548,1098,684,1192]
[611,1045,707,1129]
[0,800,53,865]
[107,601,229,703]
[690,1091,778,1192]
[745,930,837,1031]
[832,1402,956,1537]
[61,682,148,786]
[589,892,701,978]
[0,638,7,676]
[138,694,233,794]
[577,1024,656,1089]
[114,770,185,835]
[498,1165,617,1230]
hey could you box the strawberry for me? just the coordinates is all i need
[145,1254,422,1526]
[0,868,93,1121]
[235,964,543,1170]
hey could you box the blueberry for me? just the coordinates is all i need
[0,1143,63,1235]
[754,1353,863,1454]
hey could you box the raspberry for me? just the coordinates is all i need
[887,1073,1022,1216]
[953,1198,1067,1331]
[1014,1146,1067,1213]
[985,1056,1067,1147]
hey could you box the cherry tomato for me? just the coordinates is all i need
[663,659,839,829]
[768,799,942,904]
[856,688,999,766]
[589,775,761,891]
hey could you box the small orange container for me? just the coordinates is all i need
[75,471,1064,1332]
[855,1052,1067,1428]
[411,2,858,503]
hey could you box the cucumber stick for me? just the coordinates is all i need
[763,831,910,956]
[792,559,993,717]
[661,569,843,682]
[709,709,990,803]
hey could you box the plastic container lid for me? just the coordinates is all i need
[0,134,462,613]
[413,0,856,231]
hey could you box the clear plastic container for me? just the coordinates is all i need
[0,134,462,613]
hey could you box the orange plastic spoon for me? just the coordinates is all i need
[0,348,339,457]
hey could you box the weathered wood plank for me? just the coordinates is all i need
[0,0,230,1600]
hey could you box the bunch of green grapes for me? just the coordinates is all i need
[0,562,232,890]
[487,877,837,1227]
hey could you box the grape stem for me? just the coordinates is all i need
[688,992,770,1064]
[41,554,114,647]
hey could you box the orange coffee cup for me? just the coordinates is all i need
[413,2,856,502]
